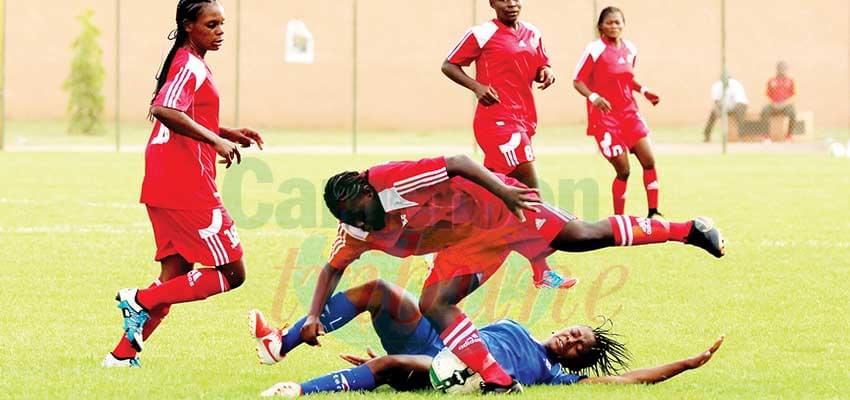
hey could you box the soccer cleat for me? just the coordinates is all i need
[115,288,149,352]
[648,210,665,220]
[260,382,302,397]
[534,270,578,290]
[101,353,141,368]
[685,217,726,258]
[480,380,523,394]
[250,309,288,365]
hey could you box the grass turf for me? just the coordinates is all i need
[0,151,848,399]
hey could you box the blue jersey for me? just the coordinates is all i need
[480,320,583,386]
[379,317,582,386]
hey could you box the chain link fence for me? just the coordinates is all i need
[1,0,847,153]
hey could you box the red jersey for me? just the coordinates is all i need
[140,48,222,210]
[327,157,526,270]
[766,75,795,103]
[447,19,550,134]
[573,37,640,134]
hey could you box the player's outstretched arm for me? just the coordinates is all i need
[444,154,540,222]
[580,336,724,385]
[300,263,346,347]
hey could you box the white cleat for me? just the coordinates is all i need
[249,309,287,365]
[101,353,141,368]
[261,382,302,397]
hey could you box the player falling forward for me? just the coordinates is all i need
[103,0,263,368]
[300,154,724,392]
[573,6,664,218]
[442,0,555,189]
[250,280,724,397]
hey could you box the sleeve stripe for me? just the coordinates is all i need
[393,167,448,187]
[164,67,192,108]
[397,173,449,196]
[329,230,347,262]
[163,67,187,107]
[446,30,473,60]
[572,50,592,81]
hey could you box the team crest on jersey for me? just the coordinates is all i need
[636,217,652,235]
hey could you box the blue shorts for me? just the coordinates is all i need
[372,313,443,358]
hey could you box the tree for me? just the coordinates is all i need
[63,9,105,135]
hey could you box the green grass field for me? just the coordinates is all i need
[1,151,849,399]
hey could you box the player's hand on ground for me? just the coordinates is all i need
[499,186,541,223]
[536,67,556,90]
[339,347,378,366]
[592,96,612,113]
[684,335,724,369]
[214,138,241,168]
[644,90,660,106]
[232,127,265,150]
[474,83,500,106]
[299,316,326,347]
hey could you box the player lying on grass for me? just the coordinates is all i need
[250,279,724,397]
[303,154,725,392]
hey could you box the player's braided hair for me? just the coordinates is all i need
[596,6,625,35]
[563,317,632,376]
[323,171,372,220]
[150,0,215,115]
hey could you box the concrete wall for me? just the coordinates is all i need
[6,0,849,129]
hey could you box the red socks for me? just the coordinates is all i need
[612,178,628,215]
[643,169,659,210]
[137,269,230,311]
[609,215,693,245]
[439,314,512,386]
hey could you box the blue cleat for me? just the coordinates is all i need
[534,270,578,289]
[115,288,149,352]
[102,353,141,368]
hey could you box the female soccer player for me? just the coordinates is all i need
[300,154,723,393]
[442,0,555,189]
[249,280,724,397]
[102,0,264,368]
[573,7,663,218]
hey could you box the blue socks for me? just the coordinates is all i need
[282,292,359,353]
[301,364,377,394]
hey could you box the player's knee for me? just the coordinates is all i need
[220,265,246,290]
[418,296,445,319]
[616,169,630,181]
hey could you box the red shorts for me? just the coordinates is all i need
[146,206,243,267]
[589,112,650,160]
[422,203,576,287]
[474,121,535,174]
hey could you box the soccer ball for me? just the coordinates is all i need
[429,348,482,394]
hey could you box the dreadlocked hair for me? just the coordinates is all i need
[149,0,215,120]
[563,316,632,376]
[324,171,372,220]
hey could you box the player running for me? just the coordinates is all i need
[250,280,724,396]
[573,6,664,218]
[442,0,555,189]
[103,0,264,368]
[301,154,724,392]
